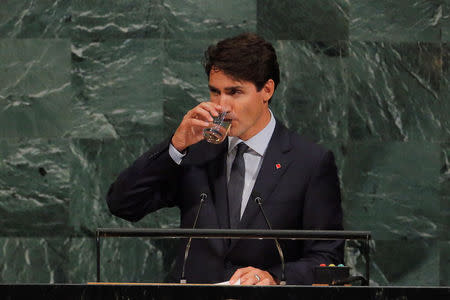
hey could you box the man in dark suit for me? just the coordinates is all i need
[106,33,343,285]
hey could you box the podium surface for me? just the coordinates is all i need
[1,284,449,300]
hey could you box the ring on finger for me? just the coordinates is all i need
[254,274,261,281]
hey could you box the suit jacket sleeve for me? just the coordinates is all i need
[106,137,182,222]
[268,150,344,284]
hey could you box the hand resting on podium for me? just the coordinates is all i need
[229,266,277,286]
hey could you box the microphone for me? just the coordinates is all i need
[180,192,207,284]
[253,192,287,285]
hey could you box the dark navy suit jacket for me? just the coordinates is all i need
[106,121,344,284]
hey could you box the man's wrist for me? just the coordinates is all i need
[169,142,187,165]
[170,136,186,153]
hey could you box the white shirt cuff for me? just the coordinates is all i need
[169,143,186,165]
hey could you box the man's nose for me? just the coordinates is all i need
[218,95,231,111]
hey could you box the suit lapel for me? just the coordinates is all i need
[229,122,293,250]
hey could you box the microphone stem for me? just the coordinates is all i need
[180,194,206,284]
[255,197,286,285]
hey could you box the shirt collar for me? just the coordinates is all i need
[228,110,276,156]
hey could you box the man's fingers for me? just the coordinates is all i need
[198,101,221,117]
[187,107,213,122]
[185,101,224,124]
[230,267,255,284]
[239,275,253,285]
[238,269,259,285]
[232,267,277,286]
[188,118,210,128]
[256,278,271,286]
[229,269,243,284]
[202,102,225,118]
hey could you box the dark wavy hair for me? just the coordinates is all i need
[203,33,280,101]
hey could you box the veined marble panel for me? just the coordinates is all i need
[0,139,71,236]
[68,137,179,235]
[442,43,450,140]
[347,42,445,142]
[441,143,450,240]
[272,40,349,144]
[444,1,450,41]
[0,39,72,138]
[0,237,69,283]
[68,237,178,283]
[370,239,439,286]
[342,142,440,241]
[350,0,443,42]
[440,241,450,286]
[257,0,349,41]
[69,38,165,139]
[162,39,213,132]
[0,0,256,39]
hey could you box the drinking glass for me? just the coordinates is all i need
[203,111,231,144]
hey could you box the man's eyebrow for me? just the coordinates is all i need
[224,86,244,92]
[208,85,244,92]
[208,85,220,92]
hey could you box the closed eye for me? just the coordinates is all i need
[227,88,243,95]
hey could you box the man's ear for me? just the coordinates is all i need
[262,79,275,102]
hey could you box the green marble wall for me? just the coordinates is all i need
[0,0,448,286]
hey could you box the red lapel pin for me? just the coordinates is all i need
[275,163,281,169]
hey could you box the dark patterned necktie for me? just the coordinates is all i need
[228,143,249,229]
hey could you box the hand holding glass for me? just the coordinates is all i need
[203,111,231,144]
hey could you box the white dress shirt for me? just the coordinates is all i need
[169,111,276,218]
